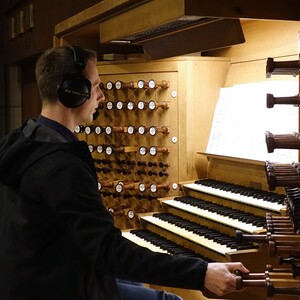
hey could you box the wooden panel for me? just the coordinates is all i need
[204,20,300,64]
[225,54,299,86]
[184,0,300,21]
[99,0,300,43]
[54,0,151,36]
[76,56,230,229]
[206,154,275,191]
[142,19,245,60]
[96,56,230,181]
[99,0,186,43]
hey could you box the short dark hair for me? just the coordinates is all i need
[35,46,97,102]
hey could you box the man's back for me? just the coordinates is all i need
[0,121,122,300]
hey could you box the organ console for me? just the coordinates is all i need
[73,55,300,299]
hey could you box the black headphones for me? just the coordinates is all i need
[57,46,92,108]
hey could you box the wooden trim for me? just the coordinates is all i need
[198,151,265,166]
[54,0,151,36]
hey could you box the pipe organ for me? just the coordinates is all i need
[48,0,300,296]
[73,54,300,300]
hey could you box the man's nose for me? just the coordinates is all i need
[98,89,105,102]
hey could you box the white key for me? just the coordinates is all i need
[122,231,169,253]
[184,183,285,212]
[164,199,264,234]
[142,215,233,255]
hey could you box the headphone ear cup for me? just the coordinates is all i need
[57,74,91,108]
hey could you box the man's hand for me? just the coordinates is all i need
[204,262,249,296]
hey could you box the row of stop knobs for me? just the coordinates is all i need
[97,100,169,111]
[89,144,170,156]
[102,79,170,90]
[94,159,169,175]
[98,180,170,193]
[76,124,170,136]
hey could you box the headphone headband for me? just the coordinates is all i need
[70,46,86,70]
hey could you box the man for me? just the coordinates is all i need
[0,46,249,300]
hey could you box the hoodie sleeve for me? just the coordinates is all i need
[41,151,208,290]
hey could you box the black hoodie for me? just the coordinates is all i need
[0,119,207,300]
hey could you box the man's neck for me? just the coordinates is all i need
[41,102,75,132]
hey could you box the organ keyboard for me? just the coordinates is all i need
[122,230,169,254]
[140,213,256,256]
[182,179,286,214]
[122,229,211,259]
[122,179,287,260]
[121,176,288,300]
[162,197,266,234]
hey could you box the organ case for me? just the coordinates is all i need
[84,56,291,300]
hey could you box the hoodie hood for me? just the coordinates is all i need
[0,119,88,186]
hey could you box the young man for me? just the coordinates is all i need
[0,46,249,300]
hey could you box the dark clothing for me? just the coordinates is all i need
[37,114,79,142]
[0,119,208,300]
[116,280,182,300]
